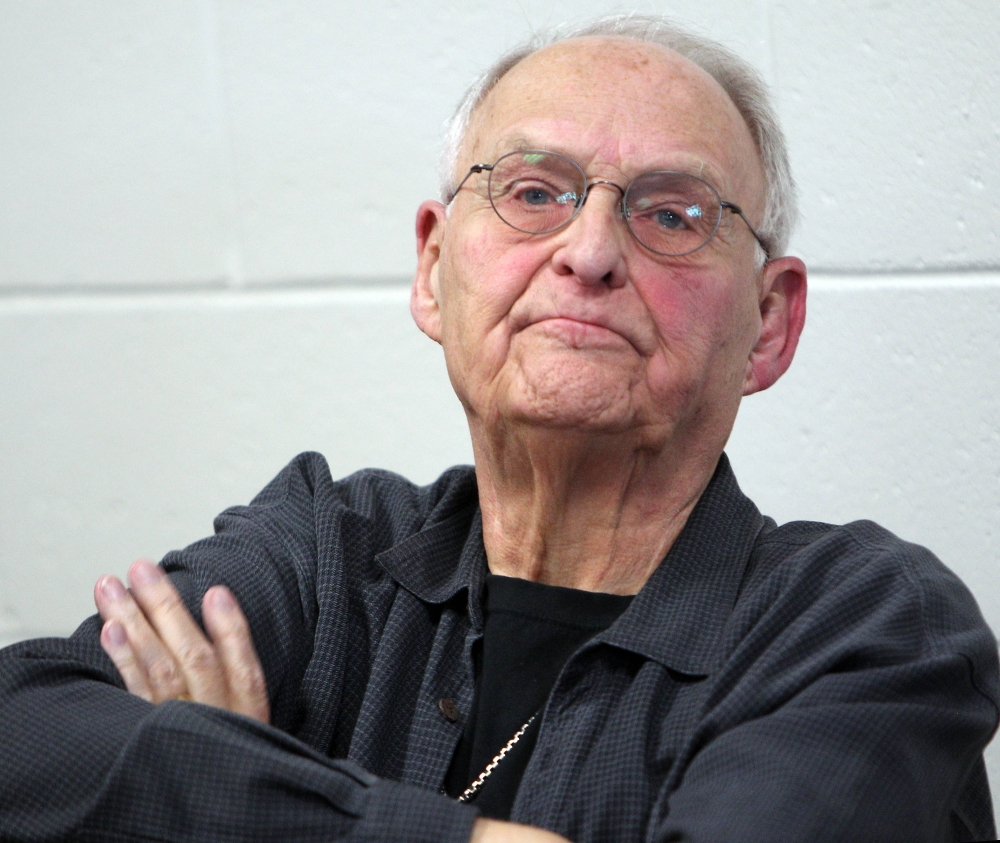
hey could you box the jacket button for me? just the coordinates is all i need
[438,697,460,722]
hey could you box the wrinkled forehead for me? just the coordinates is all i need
[462,37,765,210]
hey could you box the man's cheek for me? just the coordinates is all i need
[649,279,753,362]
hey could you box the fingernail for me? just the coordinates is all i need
[209,587,236,612]
[130,559,163,587]
[100,576,127,601]
[105,621,127,647]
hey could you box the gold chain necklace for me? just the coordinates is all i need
[456,713,537,803]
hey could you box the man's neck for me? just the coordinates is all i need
[470,420,723,595]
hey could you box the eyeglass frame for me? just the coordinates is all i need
[447,149,772,261]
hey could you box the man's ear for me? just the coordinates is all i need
[411,200,448,344]
[742,256,807,396]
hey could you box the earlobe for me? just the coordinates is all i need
[411,200,448,344]
[742,256,808,396]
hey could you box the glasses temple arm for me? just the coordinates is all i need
[722,202,771,261]
[446,164,493,204]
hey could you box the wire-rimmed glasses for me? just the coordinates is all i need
[449,149,770,260]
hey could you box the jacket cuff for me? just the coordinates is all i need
[348,778,480,843]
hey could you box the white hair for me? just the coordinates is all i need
[439,14,797,259]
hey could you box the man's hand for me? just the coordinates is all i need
[470,819,570,843]
[94,559,270,723]
[95,565,573,839]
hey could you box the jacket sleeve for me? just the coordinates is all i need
[0,453,478,842]
[651,526,1000,843]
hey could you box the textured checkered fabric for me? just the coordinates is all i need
[0,452,997,842]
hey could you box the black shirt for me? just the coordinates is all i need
[444,574,633,819]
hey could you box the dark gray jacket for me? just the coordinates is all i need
[1,452,997,842]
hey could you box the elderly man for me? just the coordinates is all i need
[1,15,997,843]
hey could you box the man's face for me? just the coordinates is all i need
[414,37,777,454]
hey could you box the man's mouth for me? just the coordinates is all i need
[526,316,634,351]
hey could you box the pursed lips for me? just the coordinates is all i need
[513,311,648,356]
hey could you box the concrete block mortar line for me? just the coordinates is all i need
[0,277,415,316]
[0,275,414,301]
[808,269,1000,291]
[0,268,998,304]
[0,283,413,317]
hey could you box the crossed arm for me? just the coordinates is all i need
[94,559,568,843]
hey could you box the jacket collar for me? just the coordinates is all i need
[375,454,765,675]
[598,454,765,675]
[375,499,489,627]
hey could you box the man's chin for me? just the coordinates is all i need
[498,366,638,432]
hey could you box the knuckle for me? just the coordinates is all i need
[229,660,263,692]
[146,588,181,616]
[240,668,269,702]
[120,603,158,635]
[111,592,143,621]
[209,613,241,640]
[134,578,180,611]
[146,659,182,693]
[176,641,218,674]
[110,648,136,671]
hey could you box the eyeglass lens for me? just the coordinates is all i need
[486,150,724,256]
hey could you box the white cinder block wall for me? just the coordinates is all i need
[2,0,998,810]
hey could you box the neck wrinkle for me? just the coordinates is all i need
[469,416,722,595]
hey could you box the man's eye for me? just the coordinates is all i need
[506,180,573,207]
[654,208,687,230]
[522,187,551,205]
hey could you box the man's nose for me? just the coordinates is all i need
[550,182,629,288]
